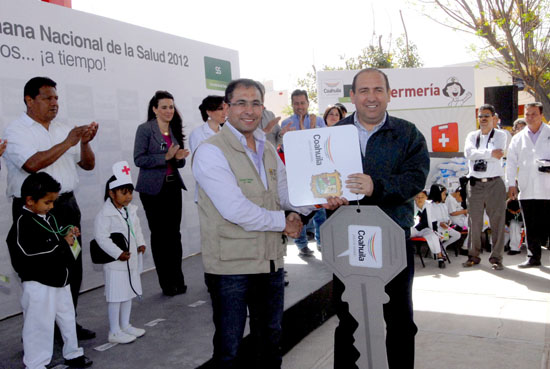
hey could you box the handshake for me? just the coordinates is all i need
[283,212,303,239]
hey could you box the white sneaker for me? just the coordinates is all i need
[122,325,146,338]
[108,330,136,344]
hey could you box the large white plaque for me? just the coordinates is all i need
[283,125,364,206]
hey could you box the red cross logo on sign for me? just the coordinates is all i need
[431,122,459,152]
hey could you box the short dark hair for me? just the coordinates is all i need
[198,95,224,122]
[24,77,56,106]
[104,175,134,201]
[334,102,347,115]
[428,184,446,203]
[351,68,390,93]
[291,89,308,103]
[479,104,496,115]
[526,102,543,114]
[224,79,264,104]
[21,172,61,202]
[147,90,185,147]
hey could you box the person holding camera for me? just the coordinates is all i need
[506,102,550,268]
[463,104,507,270]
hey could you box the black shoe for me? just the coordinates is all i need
[518,260,541,268]
[507,250,521,256]
[76,324,96,340]
[438,259,446,269]
[64,355,93,368]
[176,285,188,295]
[459,248,469,256]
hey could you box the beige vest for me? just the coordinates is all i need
[196,127,285,274]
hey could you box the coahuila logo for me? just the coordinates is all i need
[339,225,383,268]
[312,134,335,166]
[322,80,342,96]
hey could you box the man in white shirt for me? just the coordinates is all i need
[3,76,98,339]
[463,104,507,270]
[193,78,343,368]
[506,102,550,268]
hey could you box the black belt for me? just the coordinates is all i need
[470,176,499,184]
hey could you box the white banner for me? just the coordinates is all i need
[317,67,476,152]
[0,0,239,318]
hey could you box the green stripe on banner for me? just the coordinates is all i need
[206,79,229,91]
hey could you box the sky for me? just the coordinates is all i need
[71,0,482,92]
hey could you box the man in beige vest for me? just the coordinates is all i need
[193,79,326,369]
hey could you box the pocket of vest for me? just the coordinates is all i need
[218,225,260,261]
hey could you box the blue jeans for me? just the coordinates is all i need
[295,209,326,250]
[204,268,285,369]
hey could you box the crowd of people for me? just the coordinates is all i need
[0,70,548,369]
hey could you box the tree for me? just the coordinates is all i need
[421,0,550,119]
[296,33,423,106]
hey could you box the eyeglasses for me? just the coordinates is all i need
[228,100,263,109]
[478,114,492,119]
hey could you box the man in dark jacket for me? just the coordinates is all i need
[332,68,430,369]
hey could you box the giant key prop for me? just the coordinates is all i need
[321,206,406,369]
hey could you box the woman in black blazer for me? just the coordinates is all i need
[134,90,189,296]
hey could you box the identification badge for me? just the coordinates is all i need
[71,238,82,259]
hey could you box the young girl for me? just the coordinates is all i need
[411,191,446,268]
[94,161,147,344]
[428,184,462,252]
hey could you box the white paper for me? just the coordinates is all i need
[283,125,364,206]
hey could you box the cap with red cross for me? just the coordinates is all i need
[109,160,134,189]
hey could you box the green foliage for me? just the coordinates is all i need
[296,34,423,104]
[423,0,550,119]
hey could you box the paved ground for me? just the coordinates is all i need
[2,243,550,369]
[283,245,550,369]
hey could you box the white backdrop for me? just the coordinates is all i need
[0,0,239,318]
[317,67,476,152]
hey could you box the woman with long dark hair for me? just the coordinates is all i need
[133,90,189,296]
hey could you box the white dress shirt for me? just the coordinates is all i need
[189,122,220,154]
[464,128,507,179]
[3,113,80,198]
[189,122,221,202]
[192,121,312,233]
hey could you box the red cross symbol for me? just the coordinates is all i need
[121,166,130,175]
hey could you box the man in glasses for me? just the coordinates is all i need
[192,78,342,368]
[506,102,550,268]
[463,104,507,270]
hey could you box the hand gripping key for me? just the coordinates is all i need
[321,206,407,369]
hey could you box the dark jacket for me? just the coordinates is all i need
[134,119,187,195]
[335,113,430,229]
[6,210,74,287]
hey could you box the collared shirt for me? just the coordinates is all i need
[3,113,81,198]
[281,114,326,131]
[189,122,222,202]
[527,125,543,145]
[193,121,312,232]
[464,128,507,179]
[189,122,221,154]
[354,112,387,156]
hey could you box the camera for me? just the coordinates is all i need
[473,159,487,172]
[537,159,550,173]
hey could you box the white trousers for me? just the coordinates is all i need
[439,226,462,250]
[505,220,524,252]
[21,281,83,369]
[411,227,442,255]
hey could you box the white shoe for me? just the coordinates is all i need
[122,325,146,338]
[108,330,136,344]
